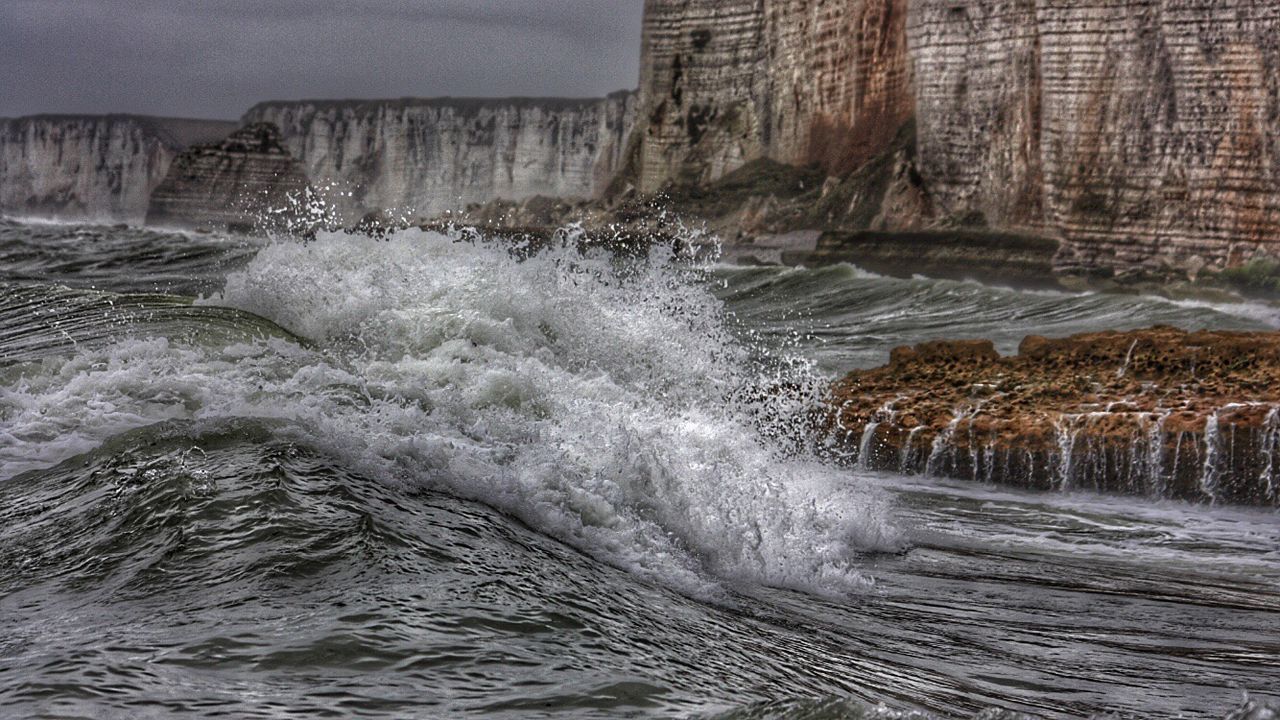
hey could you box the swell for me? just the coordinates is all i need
[0,282,301,363]
[715,264,1279,372]
[0,219,259,295]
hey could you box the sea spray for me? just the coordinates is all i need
[4,228,904,597]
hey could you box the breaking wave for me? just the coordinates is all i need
[2,228,902,598]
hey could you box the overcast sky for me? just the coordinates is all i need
[0,0,644,120]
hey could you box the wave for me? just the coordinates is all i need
[713,263,1279,372]
[0,220,260,295]
[0,282,300,364]
[1,228,903,598]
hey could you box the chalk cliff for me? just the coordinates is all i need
[630,0,1280,277]
[242,93,638,224]
[909,0,1280,276]
[634,0,913,189]
[146,123,313,233]
[0,116,236,223]
[5,0,1279,274]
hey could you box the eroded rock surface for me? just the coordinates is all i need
[828,327,1280,505]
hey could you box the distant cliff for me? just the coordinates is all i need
[628,0,1280,277]
[242,93,638,223]
[5,0,1279,277]
[146,123,312,233]
[0,116,236,223]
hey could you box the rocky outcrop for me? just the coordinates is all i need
[0,116,236,223]
[242,93,638,224]
[827,328,1280,506]
[146,123,313,233]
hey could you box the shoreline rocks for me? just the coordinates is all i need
[827,327,1280,506]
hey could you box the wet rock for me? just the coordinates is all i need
[827,327,1280,505]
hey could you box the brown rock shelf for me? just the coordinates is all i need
[827,327,1280,506]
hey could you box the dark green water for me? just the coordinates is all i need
[1,218,1277,719]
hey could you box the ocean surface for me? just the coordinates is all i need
[1,217,1277,719]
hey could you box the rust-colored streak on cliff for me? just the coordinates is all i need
[808,0,915,175]
[635,0,914,189]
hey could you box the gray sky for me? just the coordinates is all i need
[0,0,644,120]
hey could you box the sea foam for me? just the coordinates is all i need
[2,229,904,597]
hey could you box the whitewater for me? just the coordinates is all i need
[0,218,1277,718]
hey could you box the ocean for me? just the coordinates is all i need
[1,218,1277,719]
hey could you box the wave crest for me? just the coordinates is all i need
[7,229,904,596]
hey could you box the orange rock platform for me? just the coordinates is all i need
[827,327,1280,505]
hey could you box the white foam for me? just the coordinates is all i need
[0,229,903,597]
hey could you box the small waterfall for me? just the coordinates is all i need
[856,399,900,471]
[925,405,978,478]
[1053,414,1084,491]
[1259,407,1280,501]
[834,397,1280,506]
[1202,410,1224,504]
[900,426,927,472]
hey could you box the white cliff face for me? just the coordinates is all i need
[908,0,1280,273]
[242,94,638,223]
[0,116,236,223]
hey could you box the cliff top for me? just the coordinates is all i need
[0,114,238,149]
[242,91,635,121]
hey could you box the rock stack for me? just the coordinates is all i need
[145,123,313,233]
